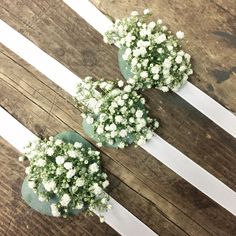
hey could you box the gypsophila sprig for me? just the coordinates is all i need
[20,137,111,220]
[104,9,193,92]
[74,77,159,148]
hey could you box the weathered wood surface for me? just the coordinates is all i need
[0,0,236,192]
[91,0,236,113]
[0,43,236,235]
[0,137,119,236]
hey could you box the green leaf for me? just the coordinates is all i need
[22,179,84,217]
[118,47,134,81]
[54,131,93,149]
[21,178,56,216]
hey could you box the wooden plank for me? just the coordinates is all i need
[0,137,119,236]
[0,44,235,235]
[0,0,235,193]
[90,0,236,113]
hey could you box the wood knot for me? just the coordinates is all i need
[81,49,97,66]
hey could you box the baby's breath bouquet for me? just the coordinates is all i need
[74,77,159,148]
[104,9,193,92]
[19,132,110,221]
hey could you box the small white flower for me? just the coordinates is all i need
[139,46,147,56]
[28,181,35,189]
[101,198,107,204]
[151,65,160,74]
[117,98,125,106]
[76,178,85,187]
[128,78,135,85]
[133,48,141,57]
[124,85,132,93]
[119,129,127,137]
[115,115,123,123]
[89,163,99,174]
[154,121,160,128]
[175,55,183,64]
[176,31,184,39]
[51,204,61,217]
[43,180,56,192]
[163,58,172,69]
[148,21,156,30]
[110,131,117,138]
[74,142,82,148]
[121,107,127,114]
[38,196,46,202]
[102,180,109,188]
[131,58,138,67]
[123,94,129,100]
[167,45,173,51]
[137,138,146,146]
[187,68,193,75]
[140,28,148,37]
[56,167,63,175]
[97,125,104,135]
[56,156,65,165]
[129,117,135,123]
[184,53,191,62]
[25,167,30,174]
[118,80,124,87]
[68,150,77,158]
[64,162,73,170]
[160,86,169,92]
[146,131,153,139]
[109,123,117,131]
[91,183,102,195]
[153,74,160,80]
[136,110,143,118]
[140,71,148,78]
[55,139,63,146]
[86,116,94,124]
[66,169,76,178]
[143,8,150,15]
[36,158,46,167]
[46,148,54,156]
[19,156,24,162]
[60,194,71,207]
[131,11,139,16]
[118,142,125,148]
[179,65,186,72]
[76,202,84,209]
[155,34,166,44]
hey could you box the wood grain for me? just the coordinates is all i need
[0,42,235,235]
[0,0,235,193]
[0,137,119,236]
[91,0,236,112]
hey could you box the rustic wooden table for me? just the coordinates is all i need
[0,0,235,235]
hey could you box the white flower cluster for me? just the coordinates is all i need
[75,77,159,148]
[104,9,193,92]
[20,137,110,219]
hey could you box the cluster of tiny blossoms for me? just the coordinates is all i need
[104,9,193,91]
[75,77,159,148]
[19,137,110,221]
